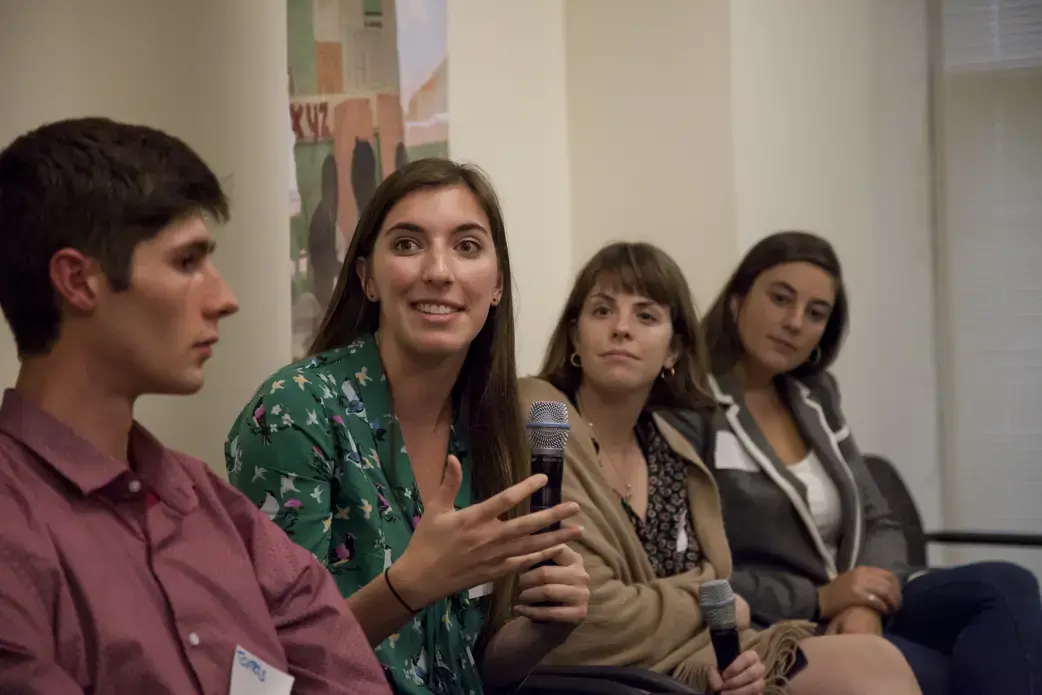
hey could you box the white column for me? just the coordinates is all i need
[447,0,573,374]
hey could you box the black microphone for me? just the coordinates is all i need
[524,401,570,607]
[525,400,570,529]
[699,579,742,675]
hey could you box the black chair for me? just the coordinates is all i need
[513,666,701,695]
[863,454,1042,567]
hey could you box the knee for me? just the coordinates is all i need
[967,561,1039,596]
[803,634,914,679]
[840,634,909,672]
[794,635,921,695]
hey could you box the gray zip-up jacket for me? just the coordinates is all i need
[661,370,909,624]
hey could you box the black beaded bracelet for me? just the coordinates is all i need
[384,567,418,613]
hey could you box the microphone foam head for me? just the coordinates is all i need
[698,579,737,629]
[525,401,570,451]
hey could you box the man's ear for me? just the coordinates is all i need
[355,257,376,300]
[49,249,103,313]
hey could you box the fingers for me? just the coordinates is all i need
[882,573,903,610]
[514,602,587,624]
[863,577,901,613]
[517,549,584,591]
[552,543,583,567]
[855,592,889,615]
[864,567,901,592]
[721,652,766,695]
[721,651,760,682]
[496,502,581,540]
[706,667,724,692]
[517,582,589,608]
[427,455,463,514]
[850,567,901,613]
[517,559,589,599]
[501,527,583,568]
[463,473,548,522]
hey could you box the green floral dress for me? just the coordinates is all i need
[225,334,488,695]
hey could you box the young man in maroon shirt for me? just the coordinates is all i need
[0,118,391,695]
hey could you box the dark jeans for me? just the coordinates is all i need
[885,561,1042,695]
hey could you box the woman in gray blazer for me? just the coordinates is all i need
[680,231,1042,695]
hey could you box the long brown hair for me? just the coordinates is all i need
[539,242,716,412]
[310,158,525,632]
[702,230,849,379]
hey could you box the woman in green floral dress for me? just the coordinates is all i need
[226,159,591,694]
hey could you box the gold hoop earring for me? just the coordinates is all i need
[809,346,822,366]
[569,352,581,368]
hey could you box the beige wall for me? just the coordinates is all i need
[564,0,738,307]
[0,0,942,526]
[0,0,292,472]
[730,0,941,525]
[561,0,940,525]
[448,0,572,375]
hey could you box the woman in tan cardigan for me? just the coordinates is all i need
[518,242,921,695]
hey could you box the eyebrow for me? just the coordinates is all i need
[589,292,662,310]
[386,221,490,237]
[769,281,833,308]
[180,239,217,255]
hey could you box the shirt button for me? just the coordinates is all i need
[128,480,142,494]
[188,632,200,647]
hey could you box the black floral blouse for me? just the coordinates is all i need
[593,412,703,579]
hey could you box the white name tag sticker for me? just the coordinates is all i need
[713,431,761,473]
[468,582,493,599]
[229,645,295,695]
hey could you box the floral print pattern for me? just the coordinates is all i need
[621,416,704,578]
[226,334,487,695]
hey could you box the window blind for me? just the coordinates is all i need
[936,0,1042,577]
[944,0,1042,71]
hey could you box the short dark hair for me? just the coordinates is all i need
[703,230,849,379]
[0,117,229,357]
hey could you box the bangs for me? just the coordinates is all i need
[584,244,680,311]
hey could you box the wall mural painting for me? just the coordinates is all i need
[288,0,448,358]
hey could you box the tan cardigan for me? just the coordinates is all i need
[519,378,814,694]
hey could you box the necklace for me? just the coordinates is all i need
[576,392,634,501]
[600,445,634,501]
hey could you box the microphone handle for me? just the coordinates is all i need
[709,625,742,674]
[529,450,564,606]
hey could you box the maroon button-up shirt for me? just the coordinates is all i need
[0,389,391,695]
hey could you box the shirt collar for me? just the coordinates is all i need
[0,389,197,514]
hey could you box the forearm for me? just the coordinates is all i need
[481,617,564,688]
[346,563,427,647]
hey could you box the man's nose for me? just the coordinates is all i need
[207,271,239,319]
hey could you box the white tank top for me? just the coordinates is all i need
[789,451,842,562]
